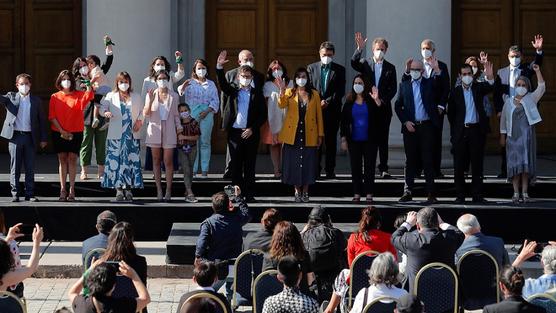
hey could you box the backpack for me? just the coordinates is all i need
[302,225,339,272]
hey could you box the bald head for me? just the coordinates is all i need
[457,214,481,236]
[238,50,254,65]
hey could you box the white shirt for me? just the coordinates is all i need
[423,59,433,79]
[14,94,32,131]
[233,88,250,129]
[349,284,408,313]
[373,59,383,88]
[158,99,169,121]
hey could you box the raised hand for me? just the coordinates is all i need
[355,32,368,50]
[532,64,540,72]
[479,51,488,64]
[531,34,543,51]
[217,50,229,66]
[175,51,182,58]
[275,76,286,91]
[484,61,494,80]
[430,56,440,72]
[405,58,414,73]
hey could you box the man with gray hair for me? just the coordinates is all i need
[512,241,556,298]
[391,207,464,292]
[454,214,509,268]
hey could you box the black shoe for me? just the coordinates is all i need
[11,196,19,202]
[326,172,336,179]
[497,173,507,179]
[426,195,438,204]
[25,197,39,202]
[454,197,465,204]
[472,197,488,204]
[381,171,392,178]
[398,192,412,203]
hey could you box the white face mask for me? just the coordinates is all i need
[79,66,89,76]
[239,77,252,87]
[196,68,207,78]
[509,57,521,67]
[471,67,479,75]
[180,111,190,119]
[373,50,385,60]
[410,70,422,81]
[154,65,166,72]
[353,83,364,94]
[321,56,332,65]
[272,70,283,79]
[515,86,528,96]
[296,78,307,87]
[118,83,130,92]
[461,75,474,86]
[157,79,169,89]
[61,79,72,89]
[241,61,254,68]
[18,84,30,95]
[421,48,433,59]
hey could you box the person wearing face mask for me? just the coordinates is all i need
[0,74,48,202]
[99,72,145,201]
[395,58,442,204]
[221,49,265,179]
[176,103,201,203]
[494,35,544,179]
[307,41,346,180]
[177,59,219,178]
[500,65,545,204]
[277,68,324,203]
[340,74,379,202]
[447,62,495,204]
[49,70,95,201]
[351,33,398,179]
[262,60,292,178]
[216,50,266,202]
[143,70,183,202]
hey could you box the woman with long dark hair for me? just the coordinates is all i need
[277,68,324,202]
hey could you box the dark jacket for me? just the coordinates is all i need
[394,75,442,132]
[351,49,397,117]
[401,60,450,109]
[243,229,273,252]
[391,224,464,292]
[455,232,510,268]
[340,97,379,143]
[483,295,546,313]
[447,81,494,144]
[195,197,251,261]
[307,61,346,115]
[0,92,48,146]
[175,289,232,313]
[216,68,266,133]
[220,67,265,128]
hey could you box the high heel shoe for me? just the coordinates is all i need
[67,190,76,202]
[59,189,68,202]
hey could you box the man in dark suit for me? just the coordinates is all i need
[221,50,265,179]
[176,260,232,313]
[216,51,266,201]
[0,73,48,202]
[455,214,509,268]
[307,41,346,179]
[494,35,544,178]
[351,33,397,178]
[395,59,442,203]
[81,210,117,260]
[391,207,464,292]
[447,62,495,203]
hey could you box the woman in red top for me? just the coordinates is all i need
[49,70,94,201]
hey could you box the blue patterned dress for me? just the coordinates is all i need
[102,102,143,189]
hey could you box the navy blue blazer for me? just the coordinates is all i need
[1,92,48,146]
[394,76,441,133]
[455,232,510,268]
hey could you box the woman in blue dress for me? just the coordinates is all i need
[100,72,145,201]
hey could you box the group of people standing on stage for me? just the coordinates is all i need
[0,32,546,204]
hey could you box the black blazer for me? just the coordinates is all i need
[340,97,379,142]
[483,296,546,313]
[401,60,450,109]
[447,81,494,144]
[307,61,346,114]
[216,68,266,133]
[391,225,464,292]
[351,49,397,117]
[220,67,265,128]
[394,76,442,133]
[175,289,232,313]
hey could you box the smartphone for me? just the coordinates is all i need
[19,224,35,238]
[104,260,120,265]
[224,185,235,197]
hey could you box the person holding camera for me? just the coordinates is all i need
[195,185,252,298]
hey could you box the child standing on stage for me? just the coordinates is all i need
[177,103,201,203]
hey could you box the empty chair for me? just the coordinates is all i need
[252,270,282,313]
[414,262,458,313]
[0,291,26,313]
[457,249,500,310]
[231,249,264,308]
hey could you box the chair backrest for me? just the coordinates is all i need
[0,291,26,313]
[362,296,397,313]
[83,248,106,271]
[252,270,283,313]
[528,293,556,313]
[414,262,458,313]
[457,249,500,310]
[231,249,264,308]
[180,292,229,313]
[349,250,379,308]
[111,275,139,299]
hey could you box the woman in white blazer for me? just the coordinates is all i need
[100,72,145,201]
[500,64,545,203]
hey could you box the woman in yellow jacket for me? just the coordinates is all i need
[277,67,324,202]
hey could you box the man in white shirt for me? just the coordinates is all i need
[1,73,48,202]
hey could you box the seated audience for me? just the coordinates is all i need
[391,207,464,292]
[483,266,546,313]
[82,210,117,260]
[176,260,231,313]
[262,255,319,313]
[455,213,510,268]
[512,241,556,298]
[0,223,43,292]
[396,294,425,313]
[243,208,282,252]
[349,252,408,313]
[69,262,150,313]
